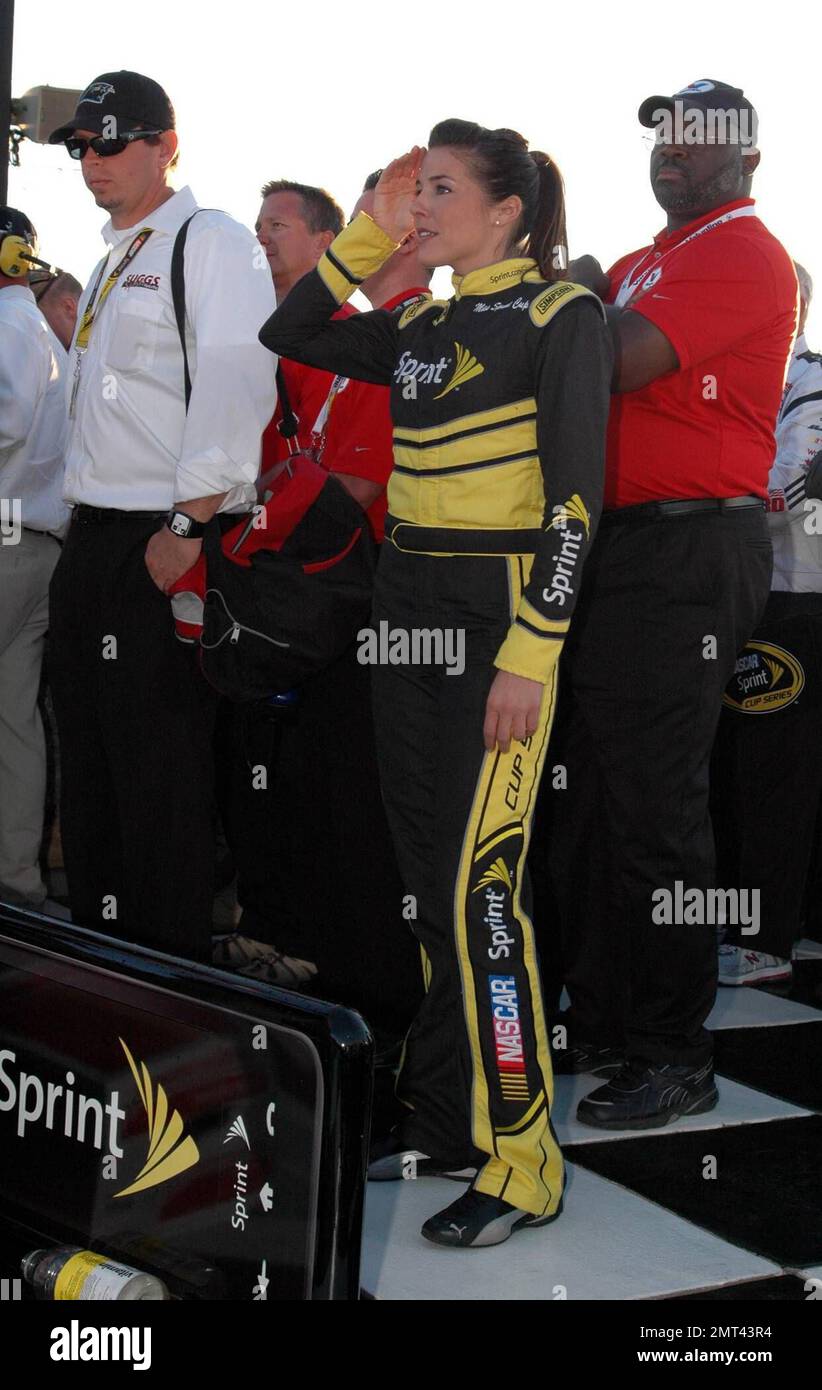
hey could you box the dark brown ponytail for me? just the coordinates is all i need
[428,119,567,281]
[529,152,567,282]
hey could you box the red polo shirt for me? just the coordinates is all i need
[261,292,429,540]
[316,288,430,541]
[604,198,797,508]
[260,304,357,474]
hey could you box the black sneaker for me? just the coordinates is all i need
[576,1059,718,1131]
[421,1188,563,1248]
[551,1039,625,1076]
[368,1135,478,1183]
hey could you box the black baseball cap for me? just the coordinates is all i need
[638,79,758,149]
[48,71,175,144]
[0,206,37,248]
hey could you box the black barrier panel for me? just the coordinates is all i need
[0,905,372,1300]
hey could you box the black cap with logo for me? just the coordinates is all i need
[638,79,758,149]
[0,206,37,248]
[48,71,176,144]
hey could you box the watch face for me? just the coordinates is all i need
[169,513,189,536]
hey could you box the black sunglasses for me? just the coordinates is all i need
[30,272,57,305]
[65,129,162,160]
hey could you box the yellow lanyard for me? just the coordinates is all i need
[75,226,154,350]
[70,227,153,415]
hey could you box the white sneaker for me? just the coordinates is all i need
[718,944,792,986]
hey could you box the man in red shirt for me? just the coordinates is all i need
[247,173,430,1028]
[255,177,429,537]
[255,180,346,471]
[537,80,797,1128]
[313,170,431,541]
[217,176,429,1036]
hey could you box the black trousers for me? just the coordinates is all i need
[216,642,423,1036]
[371,544,563,1217]
[711,590,822,959]
[535,507,772,1066]
[48,514,217,961]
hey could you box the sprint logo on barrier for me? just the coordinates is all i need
[0,1037,199,1198]
[488,975,530,1102]
[114,1038,199,1198]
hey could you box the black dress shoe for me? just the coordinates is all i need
[421,1188,564,1248]
[576,1059,718,1130]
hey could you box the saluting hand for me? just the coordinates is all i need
[372,148,426,244]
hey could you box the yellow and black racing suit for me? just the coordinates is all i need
[260,213,612,1217]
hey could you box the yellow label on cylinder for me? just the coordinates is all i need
[54,1251,107,1300]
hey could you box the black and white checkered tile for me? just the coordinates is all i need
[361,941,822,1300]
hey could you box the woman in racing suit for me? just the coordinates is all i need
[259,120,612,1249]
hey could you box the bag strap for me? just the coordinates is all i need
[172,209,299,449]
[275,364,300,449]
[171,208,224,412]
[171,212,200,412]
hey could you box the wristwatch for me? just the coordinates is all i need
[166,509,206,539]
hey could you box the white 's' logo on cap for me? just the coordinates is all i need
[677,80,716,94]
[82,81,115,104]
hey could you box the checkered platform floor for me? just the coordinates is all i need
[361,941,822,1301]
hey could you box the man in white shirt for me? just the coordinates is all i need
[0,207,69,906]
[47,72,277,961]
[32,271,83,352]
[712,262,822,985]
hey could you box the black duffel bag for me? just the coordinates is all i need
[198,452,375,700]
[168,210,376,701]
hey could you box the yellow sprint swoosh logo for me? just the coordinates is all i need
[114,1038,200,1198]
[473,857,513,893]
[433,343,485,399]
[549,493,591,538]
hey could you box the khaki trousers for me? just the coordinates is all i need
[0,528,60,903]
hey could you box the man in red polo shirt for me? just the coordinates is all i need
[241,173,431,1027]
[313,170,431,542]
[216,175,430,1037]
[255,180,346,473]
[538,80,797,1128]
[256,176,430,538]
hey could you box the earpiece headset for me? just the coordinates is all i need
[0,233,57,280]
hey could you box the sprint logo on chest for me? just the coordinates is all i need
[394,342,485,400]
[394,349,451,386]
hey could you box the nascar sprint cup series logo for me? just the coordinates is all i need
[0,1037,199,1198]
[723,641,805,714]
[473,856,530,1104]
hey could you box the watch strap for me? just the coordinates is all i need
[166,510,207,539]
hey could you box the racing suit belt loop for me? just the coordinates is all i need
[385,514,541,556]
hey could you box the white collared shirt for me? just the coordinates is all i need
[0,284,70,533]
[767,333,822,592]
[64,186,277,511]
